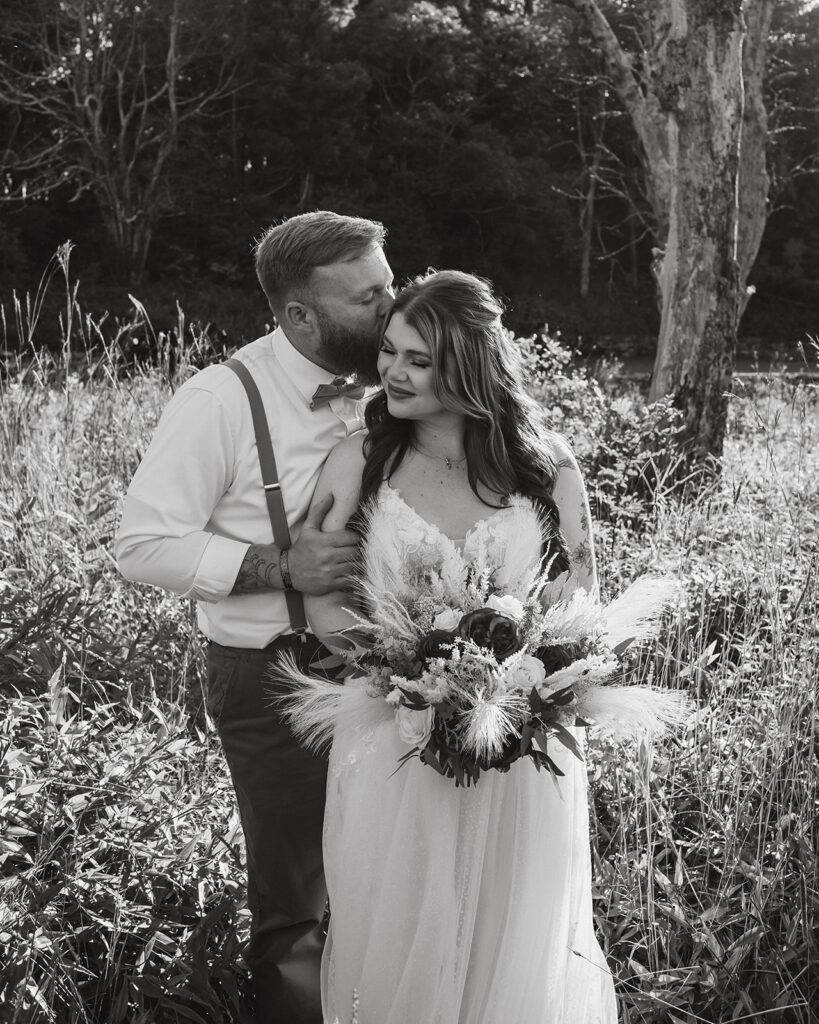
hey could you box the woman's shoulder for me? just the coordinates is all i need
[312,432,368,530]
[543,429,577,466]
[323,431,367,475]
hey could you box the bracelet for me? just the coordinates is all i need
[279,547,294,590]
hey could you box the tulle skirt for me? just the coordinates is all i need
[321,681,618,1024]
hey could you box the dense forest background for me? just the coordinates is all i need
[1,0,818,359]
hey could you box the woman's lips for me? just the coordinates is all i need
[386,383,415,399]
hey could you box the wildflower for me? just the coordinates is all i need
[433,607,462,630]
[458,609,521,659]
[460,687,528,760]
[507,653,546,691]
[418,629,456,663]
[395,706,434,747]
[486,593,525,620]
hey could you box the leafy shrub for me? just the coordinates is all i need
[0,695,249,1023]
[521,329,684,528]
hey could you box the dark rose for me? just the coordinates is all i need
[457,609,521,660]
[417,629,456,663]
[536,643,578,675]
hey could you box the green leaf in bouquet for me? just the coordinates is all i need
[450,755,467,788]
[343,627,378,648]
[321,633,357,653]
[420,744,446,775]
[550,723,584,761]
[390,747,421,778]
[323,629,377,657]
[396,686,430,711]
[436,700,456,721]
[530,749,565,777]
[310,654,347,672]
[519,721,535,754]
[405,695,431,712]
[550,685,576,707]
[532,728,550,754]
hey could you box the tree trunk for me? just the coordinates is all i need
[737,0,775,313]
[561,0,770,462]
[646,3,746,467]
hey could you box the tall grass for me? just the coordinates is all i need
[1,258,816,1023]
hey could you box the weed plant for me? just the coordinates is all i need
[1,257,816,1022]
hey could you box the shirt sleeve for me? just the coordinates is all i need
[550,435,598,596]
[114,382,251,601]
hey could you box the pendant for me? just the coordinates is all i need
[444,457,453,470]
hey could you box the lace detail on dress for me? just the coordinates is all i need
[376,484,451,572]
[330,725,377,779]
[373,484,547,599]
[378,484,536,560]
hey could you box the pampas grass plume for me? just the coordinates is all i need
[270,654,392,754]
[577,684,690,736]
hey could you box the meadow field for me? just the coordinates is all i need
[1,261,817,1023]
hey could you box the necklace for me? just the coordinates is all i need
[412,444,467,471]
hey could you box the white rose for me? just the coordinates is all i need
[486,593,525,621]
[508,654,546,691]
[433,608,462,631]
[395,706,434,748]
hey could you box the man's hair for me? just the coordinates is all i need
[254,210,387,310]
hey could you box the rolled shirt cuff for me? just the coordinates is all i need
[190,534,252,602]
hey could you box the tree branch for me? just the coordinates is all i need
[557,0,646,129]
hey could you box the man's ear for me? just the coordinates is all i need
[282,300,316,333]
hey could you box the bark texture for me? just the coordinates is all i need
[646,0,745,468]
[561,0,775,463]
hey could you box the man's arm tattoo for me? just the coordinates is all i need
[231,545,281,594]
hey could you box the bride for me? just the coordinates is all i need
[296,270,618,1024]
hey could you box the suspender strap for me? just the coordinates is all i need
[225,358,308,638]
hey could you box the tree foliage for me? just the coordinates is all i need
[0,0,238,282]
[0,0,817,352]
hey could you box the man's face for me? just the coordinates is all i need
[310,246,394,383]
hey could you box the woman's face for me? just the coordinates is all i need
[377,311,448,421]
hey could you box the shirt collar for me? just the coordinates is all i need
[271,325,341,407]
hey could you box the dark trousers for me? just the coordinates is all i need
[206,634,334,1024]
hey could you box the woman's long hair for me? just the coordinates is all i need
[357,269,570,574]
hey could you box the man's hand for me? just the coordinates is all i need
[288,494,360,594]
[230,494,360,596]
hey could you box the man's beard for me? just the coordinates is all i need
[314,306,382,385]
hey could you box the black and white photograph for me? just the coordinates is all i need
[1,2,817,1023]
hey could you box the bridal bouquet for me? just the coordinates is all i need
[276,504,689,787]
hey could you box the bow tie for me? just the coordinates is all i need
[310,376,366,409]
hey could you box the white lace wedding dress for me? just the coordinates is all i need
[321,484,619,1024]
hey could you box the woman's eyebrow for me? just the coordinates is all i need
[382,333,430,358]
[384,339,432,356]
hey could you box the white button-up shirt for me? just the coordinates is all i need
[115,326,367,648]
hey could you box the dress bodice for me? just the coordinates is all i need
[366,483,547,599]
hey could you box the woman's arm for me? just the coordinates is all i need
[304,433,367,640]
[550,435,597,595]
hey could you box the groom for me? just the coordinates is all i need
[115,211,394,1023]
